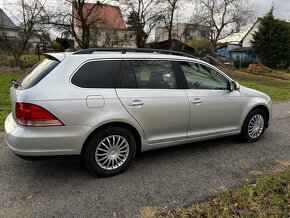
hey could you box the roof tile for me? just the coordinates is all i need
[73,3,126,30]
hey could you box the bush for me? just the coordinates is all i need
[233,56,256,69]
[0,54,44,68]
[251,7,290,69]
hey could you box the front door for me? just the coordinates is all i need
[179,61,242,138]
[116,60,189,144]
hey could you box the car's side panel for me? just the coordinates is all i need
[238,86,272,128]
[186,89,242,137]
[116,88,190,143]
[141,129,240,152]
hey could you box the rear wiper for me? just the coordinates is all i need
[11,79,21,87]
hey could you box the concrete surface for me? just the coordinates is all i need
[0,100,289,217]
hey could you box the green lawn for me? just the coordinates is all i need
[166,169,290,217]
[220,67,290,101]
[0,54,44,68]
[0,73,22,131]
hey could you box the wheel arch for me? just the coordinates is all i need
[242,104,270,128]
[81,121,142,157]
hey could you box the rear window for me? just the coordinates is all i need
[71,61,120,88]
[16,58,60,90]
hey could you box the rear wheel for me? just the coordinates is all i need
[241,109,267,143]
[84,126,136,177]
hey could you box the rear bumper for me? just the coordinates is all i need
[4,113,91,156]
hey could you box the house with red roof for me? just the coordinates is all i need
[73,3,135,48]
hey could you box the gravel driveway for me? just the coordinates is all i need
[0,100,289,218]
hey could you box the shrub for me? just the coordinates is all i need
[251,7,290,69]
[0,54,44,68]
[233,56,256,69]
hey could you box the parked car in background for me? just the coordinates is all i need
[5,48,272,176]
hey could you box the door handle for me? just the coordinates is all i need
[191,98,202,105]
[129,100,144,106]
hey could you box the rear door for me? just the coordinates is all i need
[116,60,189,144]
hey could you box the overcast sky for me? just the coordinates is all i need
[0,0,289,39]
[256,0,290,20]
[1,0,289,20]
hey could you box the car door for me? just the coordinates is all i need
[116,60,189,144]
[178,61,242,138]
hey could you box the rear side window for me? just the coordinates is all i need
[121,60,177,89]
[16,58,60,90]
[71,61,120,88]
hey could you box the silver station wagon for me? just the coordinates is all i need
[5,48,272,176]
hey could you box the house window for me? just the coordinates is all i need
[173,29,179,36]
[185,29,191,39]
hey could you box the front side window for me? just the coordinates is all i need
[71,61,120,88]
[122,60,177,89]
[180,61,229,90]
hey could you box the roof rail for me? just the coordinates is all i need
[73,48,196,59]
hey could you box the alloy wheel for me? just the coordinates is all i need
[248,114,264,139]
[95,135,129,170]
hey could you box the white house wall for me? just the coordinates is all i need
[4,29,18,38]
[242,21,259,47]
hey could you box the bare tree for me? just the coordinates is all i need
[192,0,255,52]
[161,0,180,49]
[0,0,47,66]
[45,0,110,49]
[119,0,163,48]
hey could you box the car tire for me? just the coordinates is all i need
[241,109,267,143]
[84,126,136,177]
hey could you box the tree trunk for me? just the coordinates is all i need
[13,54,22,68]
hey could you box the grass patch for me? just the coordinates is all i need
[0,54,44,68]
[0,72,22,131]
[167,169,290,217]
[219,67,290,101]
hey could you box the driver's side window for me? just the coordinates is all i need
[180,61,229,90]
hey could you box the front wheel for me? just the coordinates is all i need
[241,109,267,143]
[84,126,136,177]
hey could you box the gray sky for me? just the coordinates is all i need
[256,0,290,20]
[1,0,289,21]
[0,0,289,40]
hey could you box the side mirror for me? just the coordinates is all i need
[230,81,240,91]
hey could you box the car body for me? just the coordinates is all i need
[4,48,272,176]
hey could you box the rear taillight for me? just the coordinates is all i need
[16,103,63,127]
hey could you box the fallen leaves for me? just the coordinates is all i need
[248,170,263,176]
[25,193,35,200]
[139,206,159,218]
[276,159,290,167]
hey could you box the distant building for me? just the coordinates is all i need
[215,42,241,57]
[155,23,208,43]
[0,9,18,38]
[73,3,135,48]
[148,39,196,56]
[229,47,256,60]
[240,19,261,48]
[240,18,290,48]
